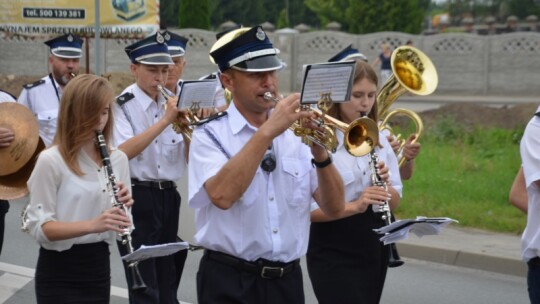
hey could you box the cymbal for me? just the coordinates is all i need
[0,102,40,176]
[0,137,44,200]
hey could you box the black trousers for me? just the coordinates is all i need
[0,200,9,256]
[197,252,305,304]
[118,185,182,304]
[35,242,110,304]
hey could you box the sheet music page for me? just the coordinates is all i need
[374,217,458,245]
[300,61,355,104]
[122,241,189,263]
[178,80,217,109]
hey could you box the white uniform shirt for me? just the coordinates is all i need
[25,146,131,251]
[520,106,540,262]
[0,91,16,102]
[112,83,186,181]
[18,75,63,147]
[311,131,402,211]
[188,102,318,262]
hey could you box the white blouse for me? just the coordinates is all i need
[25,145,132,251]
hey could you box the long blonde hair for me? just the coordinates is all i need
[328,60,379,122]
[54,74,115,176]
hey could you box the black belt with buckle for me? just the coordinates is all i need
[204,249,299,279]
[528,257,540,266]
[131,179,177,190]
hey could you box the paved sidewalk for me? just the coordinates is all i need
[397,225,526,277]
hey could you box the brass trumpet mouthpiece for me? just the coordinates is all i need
[263,92,279,103]
[69,72,76,77]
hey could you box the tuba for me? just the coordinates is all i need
[377,46,437,166]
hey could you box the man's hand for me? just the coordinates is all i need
[0,127,14,148]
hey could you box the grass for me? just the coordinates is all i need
[393,115,526,235]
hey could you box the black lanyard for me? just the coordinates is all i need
[48,74,60,102]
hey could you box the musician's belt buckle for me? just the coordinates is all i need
[158,181,165,190]
[261,266,284,279]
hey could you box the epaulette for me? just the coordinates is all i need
[116,92,135,106]
[194,111,228,126]
[202,73,217,80]
[0,89,16,100]
[22,79,45,90]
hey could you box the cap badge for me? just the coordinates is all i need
[256,28,266,41]
[67,34,73,42]
[156,32,165,44]
[164,33,171,41]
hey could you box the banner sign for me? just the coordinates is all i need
[0,0,159,38]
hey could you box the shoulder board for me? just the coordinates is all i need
[116,92,135,106]
[22,79,45,89]
[0,89,16,100]
[202,73,217,80]
[535,112,540,117]
[194,111,228,126]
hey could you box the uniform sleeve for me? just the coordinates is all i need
[25,150,61,245]
[520,119,540,188]
[188,125,229,209]
[111,102,135,147]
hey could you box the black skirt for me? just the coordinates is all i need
[307,209,389,304]
[35,242,111,304]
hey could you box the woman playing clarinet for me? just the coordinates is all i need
[24,74,133,304]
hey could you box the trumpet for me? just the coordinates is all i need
[96,131,147,291]
[263,92,373,156]
[377,45,437,167]
[157,84,199,140]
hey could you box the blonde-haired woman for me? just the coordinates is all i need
[25,74,133,303]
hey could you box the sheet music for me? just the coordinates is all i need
[121,241,189,263]
[373,216,458,245]
[178,80,217,109]
[300,61,355,104]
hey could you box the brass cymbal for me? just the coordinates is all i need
[0,137,44,200]
[0,102,40,176]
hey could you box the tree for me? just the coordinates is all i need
[305,0,428,33]
[179,0,211,29]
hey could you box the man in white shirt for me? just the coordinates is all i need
[18,33,82,147]
[112,32,189,304]
[520,106,540,304]
[188,26,345,304]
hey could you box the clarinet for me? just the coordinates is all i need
[95,131,147,291]
[368,149,405,268]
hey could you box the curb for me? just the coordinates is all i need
[398,243,527,277]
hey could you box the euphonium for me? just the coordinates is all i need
[263,92,374,156]
[377,45,437,167]
[96,131,147,291]
[157,84,199,140]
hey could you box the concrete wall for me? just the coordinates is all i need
[2,30,540,96]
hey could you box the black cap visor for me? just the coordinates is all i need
[231,55,284,72]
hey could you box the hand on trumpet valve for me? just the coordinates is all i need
[171,109,191,133]
[262,93,303,137]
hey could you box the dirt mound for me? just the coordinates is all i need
[1,73,538,130]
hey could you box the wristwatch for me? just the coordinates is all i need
[311,154,333,169]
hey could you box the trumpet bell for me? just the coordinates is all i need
[344,117,379,157]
